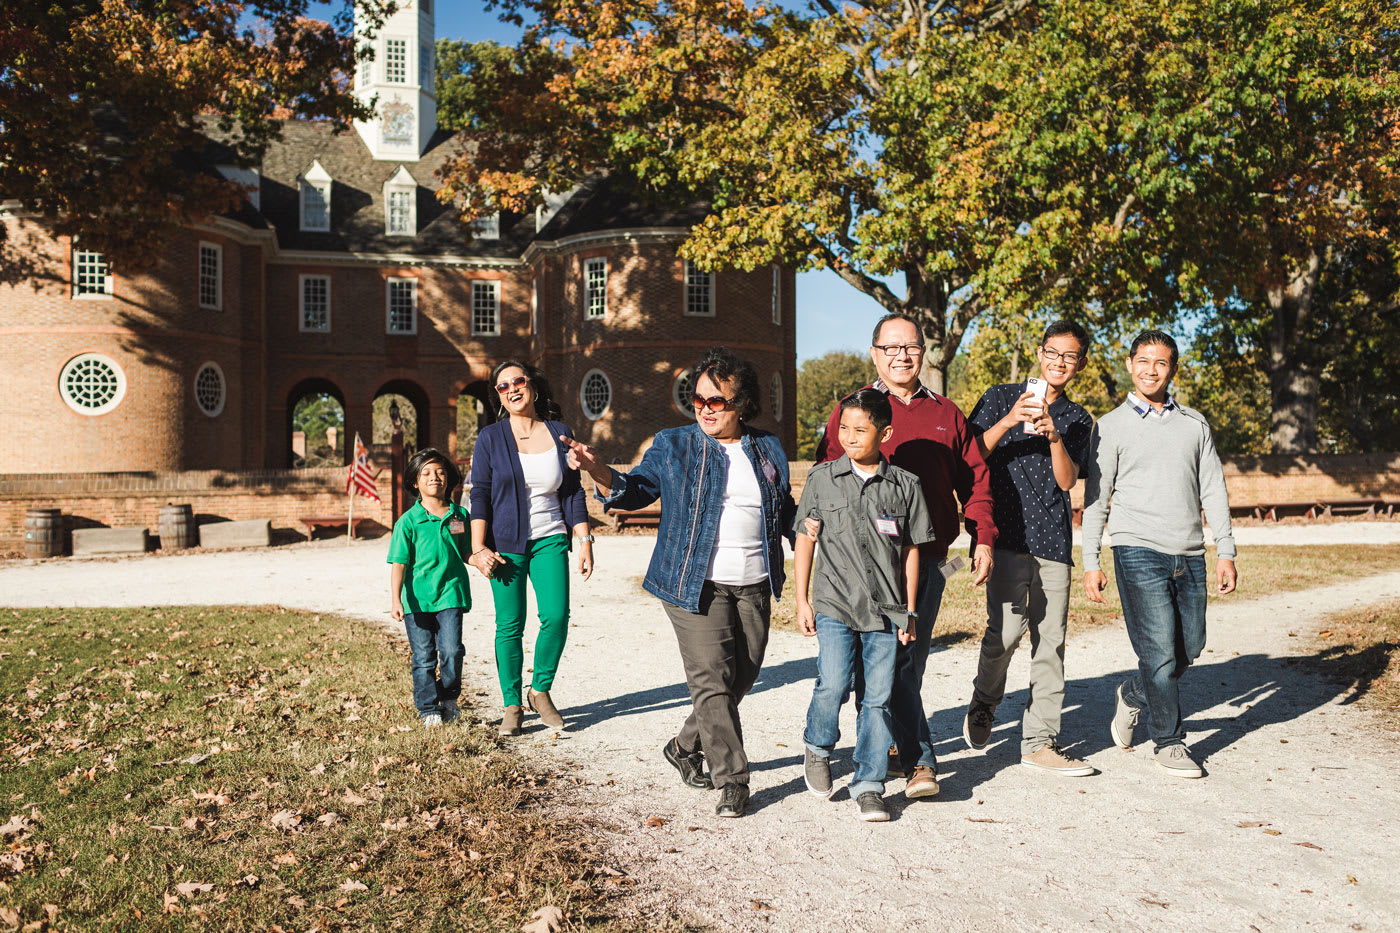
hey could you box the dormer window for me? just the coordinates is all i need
[300,160,332,232]
[383,165,417,237]
[470,213,500,240]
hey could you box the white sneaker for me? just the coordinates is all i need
[422,713,443,729]
[1155,744,1204,778]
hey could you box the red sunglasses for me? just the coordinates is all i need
[495,376,529,394]
[692,394,735,413]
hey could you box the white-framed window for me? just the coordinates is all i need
[198,242,222,310]
[579,369,612,421]
[471,280,500,336]
[672,366,699,419]
[771,372,784,422]
[470,213,500,239]
[771,264,782,325]
[385,38,407,83]
[72,250,112,298]
[299,161,332,232]
[194,362,226,418]
[59,353,126,415]
[385,277,417,334]
[584,258,607,319]
[420,42,433,89]
[299,275,331,332]
[684,260,714,317]
[387,189,414,236]
[357,54,371,88]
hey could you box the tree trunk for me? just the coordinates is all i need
[1266,248,1323,454]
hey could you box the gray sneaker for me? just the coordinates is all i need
[804,750,833,798]
[441,701,460,724]
[1155,744,1204,778]
[1110,682,1140,749]
[855,792,890,822]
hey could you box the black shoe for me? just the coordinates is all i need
[663,739,714,790]
[715,783,749,818]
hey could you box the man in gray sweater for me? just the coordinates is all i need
[1081,330,1238,778]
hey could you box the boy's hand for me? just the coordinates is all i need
[1084,570,1109,604]
[1216,558,1237,595]
[797,602,816,636]
[1030,410,1060,442]
[899,617,916,645]
[803,517,821,540]
[390,600,403,622]
[1001,391,1043,430]
[470,548,506,579]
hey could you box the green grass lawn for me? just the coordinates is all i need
[0,607,645,932]
[767,544,1400,644]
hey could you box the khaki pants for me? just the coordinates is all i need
[972,550,1072,756]
[662,580,771,788]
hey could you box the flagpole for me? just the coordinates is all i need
[347,431,356,545]
[348,482,355,544]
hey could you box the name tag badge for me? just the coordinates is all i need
[876,516,899,537]
[449,520,465,535]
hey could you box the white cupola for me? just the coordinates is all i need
[352,0,438,160]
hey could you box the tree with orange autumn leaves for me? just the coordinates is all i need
[0,0,388,274]
[441,0,1399,445]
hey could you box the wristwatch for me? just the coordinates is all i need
[579,535,596,543]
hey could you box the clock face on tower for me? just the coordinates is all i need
[381,99,414,146]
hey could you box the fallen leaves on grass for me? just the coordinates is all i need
[270,809,302,832]
[174,882,213,897]
[339,879,369,893]
[317,812,343,828]
[521,905,564,933]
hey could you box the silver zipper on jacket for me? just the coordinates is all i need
[677,432,710,589]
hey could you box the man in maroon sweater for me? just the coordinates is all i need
[815,313,997,799]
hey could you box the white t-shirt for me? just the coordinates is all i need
[851,462,877,483]
[518,448,568,541]
[706,441,768,586]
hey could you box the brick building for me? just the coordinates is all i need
[0,0,795,474]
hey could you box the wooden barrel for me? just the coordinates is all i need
[23,508,64,559]
[158,503,197,549]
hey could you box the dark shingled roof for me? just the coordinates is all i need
[198,118,704,258]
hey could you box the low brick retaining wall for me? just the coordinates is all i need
[3,452,1396,557]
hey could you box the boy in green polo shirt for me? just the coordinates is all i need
[389,448,472,729]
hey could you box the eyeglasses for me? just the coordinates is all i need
[873,344,924,357]
[1039,347,1084,364]
[495,375,529,394]
[692,394,735,413]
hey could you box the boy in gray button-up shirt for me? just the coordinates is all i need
[793,389,934,822]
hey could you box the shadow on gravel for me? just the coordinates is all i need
[563,656,818,733]
[923,651,1361,796]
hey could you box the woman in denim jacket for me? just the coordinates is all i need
[565,347,795,819]
[470,361,594,737]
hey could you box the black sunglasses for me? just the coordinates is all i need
[495,375,529,394]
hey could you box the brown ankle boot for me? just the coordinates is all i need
[527,689,565,728]
[499,705,523,736]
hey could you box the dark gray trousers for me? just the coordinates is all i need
[662,580,771,788]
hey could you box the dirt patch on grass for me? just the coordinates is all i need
[0,606,655,931]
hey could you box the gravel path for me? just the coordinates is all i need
[3,525,1399,932]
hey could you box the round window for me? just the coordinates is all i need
[194,362,226,417]
[672,366,699,419]
[579,369,612,421]
[59,353,126,415]
[771,372,784,422]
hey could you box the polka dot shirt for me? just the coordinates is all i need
[968,383,1093,566]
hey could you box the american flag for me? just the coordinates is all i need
[346,432,381,503]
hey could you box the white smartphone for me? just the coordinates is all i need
[1023,377,1049,434]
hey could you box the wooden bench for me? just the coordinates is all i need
[299,516,377,541]
[612,508,662,530]
[1316,498,1400,518]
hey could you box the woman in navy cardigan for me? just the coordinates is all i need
[469,361,593,736]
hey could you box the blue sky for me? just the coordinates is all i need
[315,0,890,361]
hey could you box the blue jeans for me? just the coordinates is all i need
[859,561,947,771]
[403,607,465,719]
[1112,547,1207,749]
[804,613,899,798]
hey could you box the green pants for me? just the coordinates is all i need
[490,533,570,706]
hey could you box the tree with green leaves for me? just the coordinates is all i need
[0,0,388,274]
[795,351,872,458]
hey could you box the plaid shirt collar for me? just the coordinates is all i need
[1126,391,1178,418]
[872,378,938,402]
